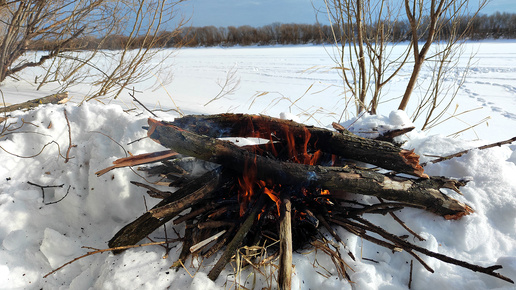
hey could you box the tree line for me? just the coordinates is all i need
[26,12,516,51]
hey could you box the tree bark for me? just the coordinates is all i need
[169,113,427,178]
[147,118,473,219]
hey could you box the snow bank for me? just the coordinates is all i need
[1,103,515,289]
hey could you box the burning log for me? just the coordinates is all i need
[147,118,472,218]
[169,114,427,178]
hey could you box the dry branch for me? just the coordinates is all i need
[44,239,180,278]
[348,216,514,284]
[147,118,472,218]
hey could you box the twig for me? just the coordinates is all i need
[311,240,352,280]
[1,140,66,159]
[130,87,158,117]
[45,185,72,205]
[317,213,356,261]
[409,260,413,289]
[130,181,172,199]
[63,109,76,163]
[173,202,218,225]
[172,219,194,270]
[43,239,180,278]
[422,136,516,166]
[190,230,227,253]
[203,226,235,259]
[377,197,425,241]
[27,181,64,203]
[127,135,148,145]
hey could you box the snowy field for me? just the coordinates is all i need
[1,41,516,289]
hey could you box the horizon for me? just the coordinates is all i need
[177,0,516,28]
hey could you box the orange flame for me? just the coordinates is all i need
[237,119,328,217]
[282,125,322,165]
[238,156,262,216]
[320,189,330,195]
[264,187,281,216]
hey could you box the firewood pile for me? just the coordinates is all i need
[97,113,513,288]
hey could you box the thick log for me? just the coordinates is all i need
[108,169,222,253]
[0,92,68,113]
[170,114,427,178]
[148,118,473,218]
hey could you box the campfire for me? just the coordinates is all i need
[96,113,512,288]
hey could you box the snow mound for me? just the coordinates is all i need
[1,104,515,289]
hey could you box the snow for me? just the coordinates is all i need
[1,41,516,289]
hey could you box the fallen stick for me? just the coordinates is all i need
[0,92,68,113]
[147,118,473,218]
[44,239,180,278]
[377,197,425,241]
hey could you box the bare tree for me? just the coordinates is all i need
[323,0,487,125]
[398,0,486,111]
[323,0,412,116]
[0,0,187,100]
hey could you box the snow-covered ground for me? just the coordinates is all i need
[1,41,516,289]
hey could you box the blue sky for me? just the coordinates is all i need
[178,0,516,27]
